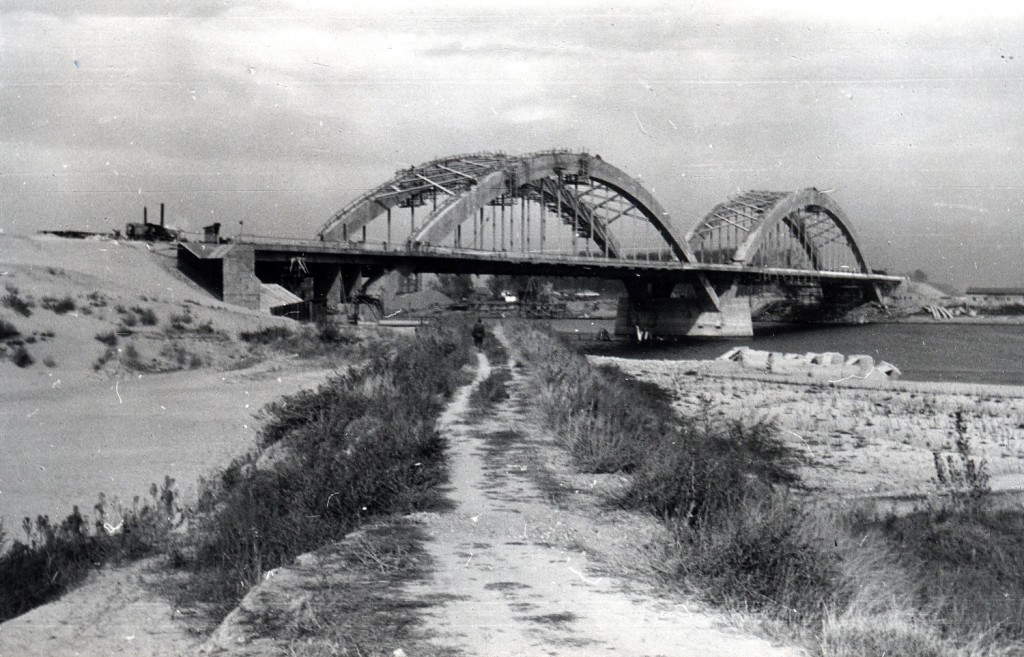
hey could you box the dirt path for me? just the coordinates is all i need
[7,341,804,656]
[403,340,802,656]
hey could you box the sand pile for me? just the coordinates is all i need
[0,233,330,527]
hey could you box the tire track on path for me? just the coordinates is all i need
[405,331,803,657]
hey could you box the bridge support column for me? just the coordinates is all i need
[222,245,261,310]
[614,280,752,339]
[313,266,345,308]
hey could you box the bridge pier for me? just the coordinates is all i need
[314,266,359,307]
[614,281,753,339]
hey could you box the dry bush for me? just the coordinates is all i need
[131,305,159,326]
[10,345,33,368]
[2,286,34,317]
[94,330,118,346]
[40,296,76,315]
[0,479,180,622]
[175,321,475,614]
[0,318,19,341]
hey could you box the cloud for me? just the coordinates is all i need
[1,0,239,19]
[3,2,1024,287]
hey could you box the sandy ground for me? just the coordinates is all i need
[591,356,1024,502]
[0,558,201,657]
[0,233,335,527]
[199,337,802,657]
[0,358,332,528]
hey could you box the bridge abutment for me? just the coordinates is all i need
[222,245,261,310]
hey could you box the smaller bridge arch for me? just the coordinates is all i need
[686,188,875,276]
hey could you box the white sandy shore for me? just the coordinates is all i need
[590,355,1024,501]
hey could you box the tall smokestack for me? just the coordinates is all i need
[143,206,148,225]
[160,203,165,227]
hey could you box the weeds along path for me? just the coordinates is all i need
[402,330,802,657]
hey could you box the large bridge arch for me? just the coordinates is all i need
[317,150,698,264]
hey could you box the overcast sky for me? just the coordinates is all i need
[2,0,1023,289]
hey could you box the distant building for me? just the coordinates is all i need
[965,287,1024,307]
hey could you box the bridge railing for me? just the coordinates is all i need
[237,233,683,262]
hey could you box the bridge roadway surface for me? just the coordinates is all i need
[181,236,902,286]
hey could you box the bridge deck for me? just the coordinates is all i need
[179,237,903,285]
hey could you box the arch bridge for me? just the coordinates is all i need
[177,150,901,337]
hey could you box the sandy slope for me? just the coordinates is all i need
[0,558,200,657]
[0,233,293,381]
[0,233,331,528]
[0,234,340,656]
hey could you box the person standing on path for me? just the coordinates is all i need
[471,318,486,351]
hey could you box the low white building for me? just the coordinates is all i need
[965,287,1024,307]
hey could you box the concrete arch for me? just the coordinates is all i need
[318,151,697,263]
[731,189,872,273]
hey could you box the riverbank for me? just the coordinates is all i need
[591,355,1024,502]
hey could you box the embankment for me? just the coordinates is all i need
[505,322,1024,657]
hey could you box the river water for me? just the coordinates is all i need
[551,319,1024,386]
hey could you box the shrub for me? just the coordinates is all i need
[932,411,990,511]
[2,286,33,317]
[237,323,361,360]
[159,342,204,370]
[169,310,193,330]
[0,482,179,622]
[179,321,475,612]
[120,311,138,327]
[867,507,1024,644]
[665,495,847,624]
[121,343,159,372]
[40,296,76,315]
[0,318,19,341]
[10,345,33,368]
[317,320,357,344]
[93,347,117,371]
[43,356,56,368]
[239,325,292,344]
[131,306,159,326]
[95,331,118,346]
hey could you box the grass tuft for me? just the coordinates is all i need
[94,330,118,346]
[2,286,34,317]
[40,296,76,315]
[0,318,19,341]
[10,345,33,368]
